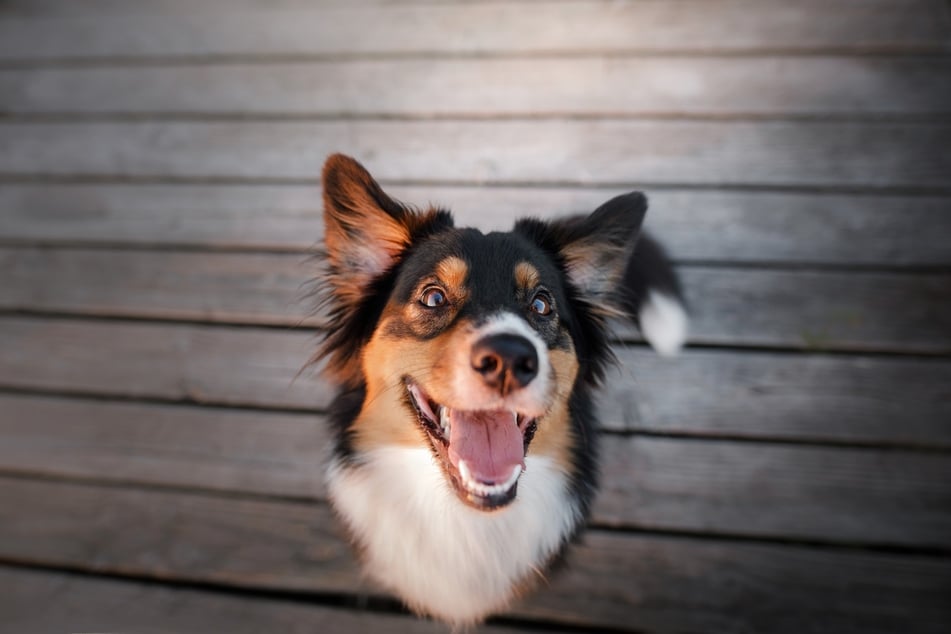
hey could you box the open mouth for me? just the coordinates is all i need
[405,377,538,511]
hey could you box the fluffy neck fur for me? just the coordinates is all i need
[327,446,580,626]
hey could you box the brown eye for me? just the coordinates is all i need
[420,286,448,308]
[530,292,552,316]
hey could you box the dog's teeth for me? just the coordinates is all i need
[439,406,451,435]
[505,464,523,488]
[512,410,519,425]
[458,459,472,484]
[457,460,523,498]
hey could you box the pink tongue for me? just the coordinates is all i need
[447,410,525,484]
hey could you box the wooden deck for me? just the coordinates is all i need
[1,1,950,632]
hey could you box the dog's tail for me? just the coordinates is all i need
[619,233,689,357]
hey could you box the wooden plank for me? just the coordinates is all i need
[0,0,502,14]
[3,393,949,546]
[2,317,949,444]
[4,57,950,117]
[603,348,951,446]
[3,184,949,267]
[0,248,321,327]
[0,477,948,634]
[1,1,948,60]
[1,120,949,189]
[0,316,330,410]
[0,395,329,499]
[595,437,951,547]
[678,268,951,354]
[1,0,945,17]
[0,566,542,634]
[4,249,949,352]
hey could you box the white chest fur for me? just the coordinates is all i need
[327,447,579,626]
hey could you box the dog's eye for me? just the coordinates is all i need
[420,286,448,308]
[530,292,552,316]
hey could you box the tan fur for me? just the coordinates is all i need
[529,347,578,471]
[436,256,469,293]
[350,249,576,485]
[514,261,541,290]
[354,317,451,452]
[355,323,577,477]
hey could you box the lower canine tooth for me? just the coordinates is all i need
[458,459,472,485]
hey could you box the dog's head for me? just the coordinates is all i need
[316,154,645,512]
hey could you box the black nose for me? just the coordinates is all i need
[470,333,539,394]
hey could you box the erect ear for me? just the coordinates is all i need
[516,191,647,301]
[321,154,451,294]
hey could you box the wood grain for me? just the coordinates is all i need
[0,565,541,634]
[3,57,950,117]
[603,348,951,446]
[0,248,321,327]
[1,0,949,631]
[1,0,948,60]
[0,395,330,499]
[4,248,949,352]
[0,477,948,634]
[3,184,949,266]
[2,120,949,189]
[2,316,949,444]
[0,316,330,409]
[3,393,949,546]
[676,267,951,354]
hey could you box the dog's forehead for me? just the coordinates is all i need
[395,228,558,299]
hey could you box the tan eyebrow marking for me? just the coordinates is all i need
[436,256,469,291]
[514,261,541,289]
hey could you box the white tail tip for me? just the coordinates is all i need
[639,291,688,356]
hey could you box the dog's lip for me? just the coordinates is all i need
[404,377,536,438]
[403,377,538,511]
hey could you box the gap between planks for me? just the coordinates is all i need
[1,315,949,446]
[1,0,949,61]
[0,475,948,634]
[2,391,951,549]
[3,249,948,354]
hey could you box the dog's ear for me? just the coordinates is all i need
[517,192,647,303]
[315,155,452,383]
[323,154,415,280]
[322,154,452,295]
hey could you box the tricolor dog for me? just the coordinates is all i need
[313,154,687,626]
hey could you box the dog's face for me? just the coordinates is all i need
[359,228,582,510]
[318,154,645,512]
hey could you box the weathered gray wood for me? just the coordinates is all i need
[4,57,950,117]
[0,248,322,327]
[603,348,951,446]
[2,120,949,189]
[2,317,950,444]
[677,268,951,354]
[3,393,949,546]
[1,0,948,60]
[0,0,518,13]
[4,249,949,352]
[3,184,949,267]
[0,566,542,634]
[596,437,951,547]
[0,477,948,634]
[532,529,951,634]
[0,395,329,499]
[0,317,330,410]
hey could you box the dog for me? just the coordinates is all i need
[313,154,687,626]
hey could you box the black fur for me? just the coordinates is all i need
[313,154,685,624]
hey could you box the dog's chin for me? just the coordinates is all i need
[404,377,539,512]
